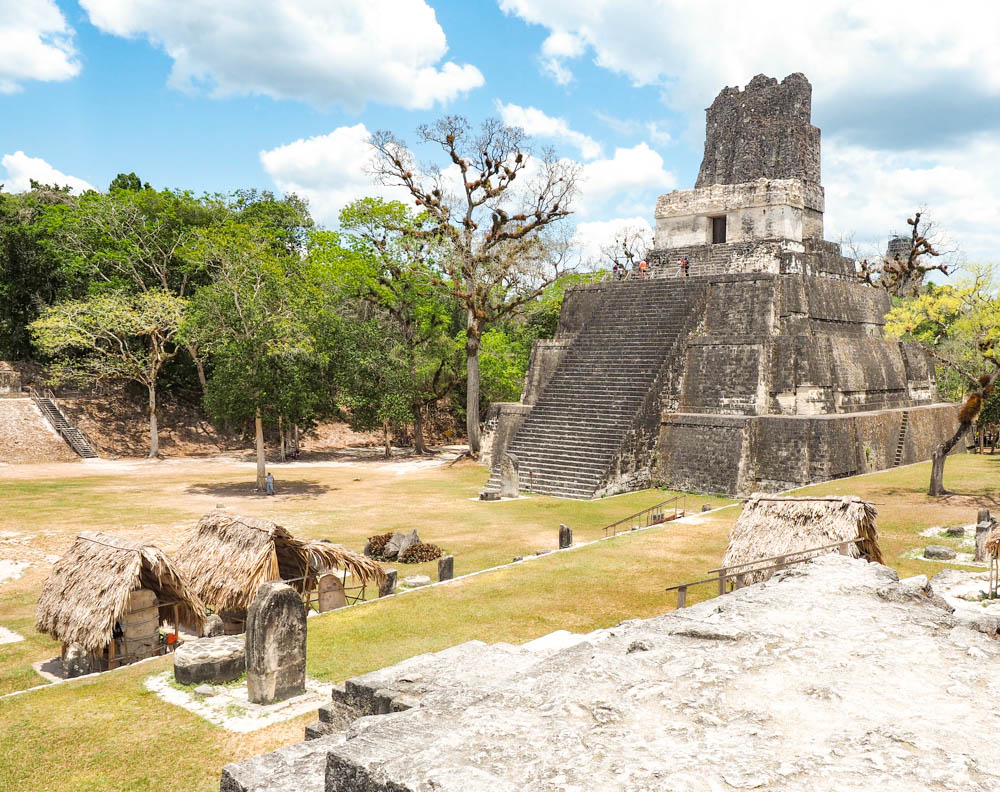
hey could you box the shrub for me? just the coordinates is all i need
[365,532,393,560]
[398,542,443,563]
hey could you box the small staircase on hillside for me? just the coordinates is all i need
[485,277,708,499]
[892,410,910,467]
[30,390,99,458]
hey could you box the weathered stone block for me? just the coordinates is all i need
[378,569,397,597]
[317,574,346,612]
[202,613,224,637]
[558,524,572,549]
[395,529,420,561]
[246,581,306,705]
[173,634,245,685]
[924,545,957,560]
[438,555,454,581]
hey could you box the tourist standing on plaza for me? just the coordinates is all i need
[681,256,689,276]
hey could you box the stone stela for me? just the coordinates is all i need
[245,581,306,705]
[499,452,519,498]
[481,72,960,500]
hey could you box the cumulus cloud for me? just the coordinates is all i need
[577,143,675,216]
[260,124,412,226]
[79,0,484,110]
[573,216,652,268]
[0,0,79,93]
[496,101,602,160]
[498,1,1000,145]
[823,135,1000,265]
[1,151,95,193]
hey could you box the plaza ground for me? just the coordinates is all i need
[0,452,996,791]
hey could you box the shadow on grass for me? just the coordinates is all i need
[184,480,332,498]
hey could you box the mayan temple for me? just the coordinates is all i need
[484,73,959,498]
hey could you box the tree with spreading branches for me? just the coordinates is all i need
[857,211,955,297]
[370,116,580,456]
[599,224,651,276]
[886,266,1000,495]
[30,290,185,457]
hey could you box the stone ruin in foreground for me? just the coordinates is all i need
[222,554,1000,790]
[483,73,958,499]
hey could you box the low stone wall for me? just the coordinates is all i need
[479,403,532,468]
[656,403,961,495]
[521,340,572,405]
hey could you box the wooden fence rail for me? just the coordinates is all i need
[604,494,686,537]
[664,537,865,609]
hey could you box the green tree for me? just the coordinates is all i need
[371,116,579,456]
[108,172,150,192]
[183,221,335,488]
[886,266,1000,495]
[29,290,185,456]
[325,198,462,453]
[0,184,81,359]
[42,186,226,389]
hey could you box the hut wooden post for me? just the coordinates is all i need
[108,639,116,670]
[677,585,687,609]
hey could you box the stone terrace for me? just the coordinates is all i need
[222,554,1000,791]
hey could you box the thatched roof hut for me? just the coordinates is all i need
[174,511,385,615]
[722,495,882,585]
[35,531,206,653]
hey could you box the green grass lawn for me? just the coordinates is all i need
[0,453,996,791]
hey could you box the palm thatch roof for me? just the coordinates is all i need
[174,511,385,615]
[35,531,206,653]
[722,495,882,585]
[985,528,1000,559]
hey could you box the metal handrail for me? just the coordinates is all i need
[664,537,865,609]
[604,494,685,537]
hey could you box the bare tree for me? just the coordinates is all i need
[857,211,956,297]
[370,116,580,456]
[600,224,651,274]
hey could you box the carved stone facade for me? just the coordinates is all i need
[480,73,959,498]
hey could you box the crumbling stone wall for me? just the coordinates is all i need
[696,73,820,187]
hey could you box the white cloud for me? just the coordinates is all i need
[823,135,1000,265]
[496,101,602,159]
[577,143,676,216]
[1,151,95,193]
[573,216,652,268]
[0,0,79,93]
[498,1,1000,118]
[539,30,584,85]
[260,124,412,226]
[79,0,484,110]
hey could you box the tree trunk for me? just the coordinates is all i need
[148,383,159,458]
[929,422,969,496]
[413,403,427,455]
[383,419,392,459]
[278,416,286,463]
[187,345,208,392]
[465,310,481,457]
[255,408,266,490]
[292,424,299,457]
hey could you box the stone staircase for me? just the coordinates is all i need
[221,631,602,792]
[31,392,99,458]
[485,277,708,498]
[892,410,910,467]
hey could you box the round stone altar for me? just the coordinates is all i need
[173,634,246,685]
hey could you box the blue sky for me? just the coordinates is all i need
[2,0,999,264]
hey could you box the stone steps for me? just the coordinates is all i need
[489,278,707,497]
[224,629,608,790]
